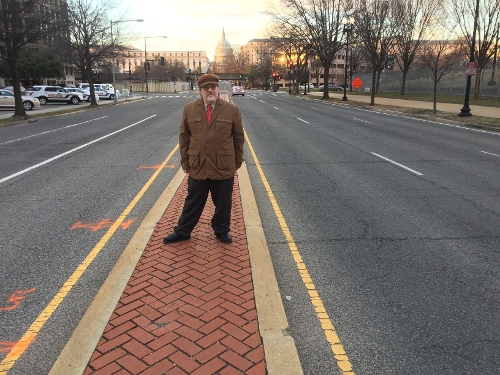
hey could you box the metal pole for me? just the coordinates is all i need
[111,21,118,104]
[342,31,349,101]
[459,0,480,116]
[303,58,307,95]
[145,37,149,96]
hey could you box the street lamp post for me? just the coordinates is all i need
[342,17,354,101]
[110,19,144,104]
[304,58,308,95]
[144,36,168,96]
[458,0,480,117]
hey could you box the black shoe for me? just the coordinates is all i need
[163,232,190,243]
[215,232,232,243]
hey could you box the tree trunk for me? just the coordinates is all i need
[371,70,376,106]
[10,56,27,118]
[433,75,437,112]
[400,69,408,95]
[322,64,330,99]
[474,68,481,100]
[376,70,381,93]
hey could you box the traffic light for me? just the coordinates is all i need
[386,55,395,70]
[160,57,165,65]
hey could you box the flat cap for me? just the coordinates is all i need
[198,73,219,87]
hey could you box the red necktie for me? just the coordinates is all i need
[206,105,212,123]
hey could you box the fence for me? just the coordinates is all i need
[115,81,190,93]
[356,68,500,98]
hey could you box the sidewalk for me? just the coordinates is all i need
[307,91,500,119]
[49,166,303,375]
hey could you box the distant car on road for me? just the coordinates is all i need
[0,89,40,111]
[298,83,315,89]
[231,86,245,96]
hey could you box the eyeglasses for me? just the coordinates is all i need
[201,84,218,91]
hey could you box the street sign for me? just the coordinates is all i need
[466,62,477,76]
[352,77,363,90]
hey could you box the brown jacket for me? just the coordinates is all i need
[179,97,244,180]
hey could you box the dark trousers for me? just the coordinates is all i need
[174,176,234,237]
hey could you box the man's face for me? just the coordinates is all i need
[200,84,219,105]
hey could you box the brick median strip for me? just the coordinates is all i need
[83,174,266,375]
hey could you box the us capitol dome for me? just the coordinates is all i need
[213,28,235,73]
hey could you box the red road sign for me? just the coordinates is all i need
[352,77,363,90]
[466,62,477,76]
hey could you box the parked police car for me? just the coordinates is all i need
[26,85,83,105]
[77,83,120,100]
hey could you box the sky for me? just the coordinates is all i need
[111,0,275,60]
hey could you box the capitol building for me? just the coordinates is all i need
[212,29,237,73]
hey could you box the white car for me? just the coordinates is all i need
[64,87,99,102]
[0,89,40,111]
[26,85,83,105]
[77,83,120,100]
[298,83,315,89]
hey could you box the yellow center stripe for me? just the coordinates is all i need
[0,145,179,374]
[244,129,355,375]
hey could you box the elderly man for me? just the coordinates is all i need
[163,74,245,244]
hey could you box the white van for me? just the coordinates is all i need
[77,83,120,100]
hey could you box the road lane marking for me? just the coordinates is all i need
[298,118,309,124]
[244,130,355,375]
[0,116,108,145]
[0,115,156,185]
[353,117,371,123]
[481,151,500,158]
[371,152,423,176]
[137,164,176,170]
[274,106,279,109]
[0,134,178,375]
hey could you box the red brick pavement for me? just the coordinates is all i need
[84,174,266,375]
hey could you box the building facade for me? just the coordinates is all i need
[117,47,210,75]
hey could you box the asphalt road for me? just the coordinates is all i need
[237,92,500,374]
[1,91,500,374]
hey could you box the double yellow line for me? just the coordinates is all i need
[0,145,179,374]
[244,129,356,375]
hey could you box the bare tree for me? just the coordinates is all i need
[0,0,60,118]
[267,0,346,99]
[420,39,463,110]
[354,0,394,105]
[59,0,122,105]
[267,23,309,94]
[391,0,441,95]
[451,0,500,99]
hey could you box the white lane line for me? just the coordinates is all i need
[259,100,264,102]
[371,152,423,176]
[353,117,371,123]
[274,106,279,109]
[297,118,309,124]
[481,151,500,158]
[0,116,108,145]
[0,115,156,185]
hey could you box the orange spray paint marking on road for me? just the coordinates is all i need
[70,218,134,232]
[0,342,16,353]
[137,164,175,170]
[0,288,36,311]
